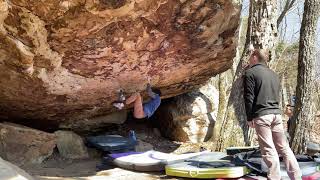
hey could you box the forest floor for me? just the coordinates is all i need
[23,120,215,180]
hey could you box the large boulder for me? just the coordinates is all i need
[0,157,34,180]
[154,83,219,143]
[55,130,89,159]
[0,123,57,165]
[0,0,241,128]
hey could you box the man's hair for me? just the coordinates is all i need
[252,49,269,63]
[152,88,161,96]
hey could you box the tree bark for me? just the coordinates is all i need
[289,0,320,154]
[216,0,278,151]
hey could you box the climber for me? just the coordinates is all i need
[113,83,161,119]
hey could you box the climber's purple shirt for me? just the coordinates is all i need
[143,94,161,118]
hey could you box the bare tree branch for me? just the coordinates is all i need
[277,0,297,27]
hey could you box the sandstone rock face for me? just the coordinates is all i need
[0,157,34,180]
[55,130,89,159]
[0,123,57,165]
[60,110,128,132]
[154,83,219,143]
[0,0,240,127]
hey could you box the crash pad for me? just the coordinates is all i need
[281,162,320,177]
[216,176,265,180]
[226,146,259,155]
[302,172,320,180]
[86,134,137,152]
[106,151,217,172]
[200,162,320,180]
[165,152,250,179]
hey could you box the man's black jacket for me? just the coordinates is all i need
[244,63,282,121]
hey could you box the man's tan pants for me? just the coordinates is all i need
[254,114,302,180]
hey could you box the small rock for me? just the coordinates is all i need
[153,128,161,137]
[136,132,148,141]
[306,141,320,155]
[87,147,102,158]
[0,157,34,180]
[135,140,154,152]
[0,122,56,166]
[55,130,89,159]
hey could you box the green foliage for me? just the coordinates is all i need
[275,41,299,59]
[286,42,299,54]
[275,41,319,112]
[275,41,286,54]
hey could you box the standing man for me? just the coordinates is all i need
[243,49,301,180]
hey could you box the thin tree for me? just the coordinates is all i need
[289,0,320,154]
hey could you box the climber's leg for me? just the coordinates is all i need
[126,92,139,105]
[126,92,145,119]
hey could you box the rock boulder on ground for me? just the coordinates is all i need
[154,83,219,143]
[55,130,89,159]
[0,0,241,129]
[306,141,320,155]
[0,157,34,180]
[0,123,56,165]
[135,140,154,152]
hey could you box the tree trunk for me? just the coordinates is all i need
[289,0,320,154]
[216,0,278,151]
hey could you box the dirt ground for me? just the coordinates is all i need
[26,158,182,180]
[22,120,214,180]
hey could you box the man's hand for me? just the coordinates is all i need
[247,121,255,128]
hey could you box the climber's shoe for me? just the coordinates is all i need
[112,101,124,110]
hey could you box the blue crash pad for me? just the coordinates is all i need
[86,134,137,153]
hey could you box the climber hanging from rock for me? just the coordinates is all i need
[112,81,161,119]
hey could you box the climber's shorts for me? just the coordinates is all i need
[143,95,161,118]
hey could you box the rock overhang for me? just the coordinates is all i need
[0,0,241,127]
